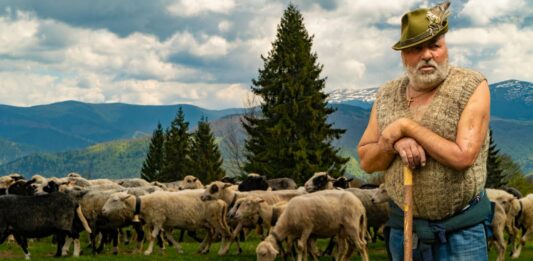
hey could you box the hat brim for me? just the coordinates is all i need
[392,25,448,51]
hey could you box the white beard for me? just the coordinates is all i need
[405,58,450,91]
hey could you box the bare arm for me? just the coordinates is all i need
[382,80,490,171]
[357,103,396,173]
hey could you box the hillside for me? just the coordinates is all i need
[0,101,242,152]
[0,138,149,179]
[0,80,530,178]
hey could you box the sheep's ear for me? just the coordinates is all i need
[327,175,336,182]
[193,178,197,182]
[347,177,354,182]
[119,193,132,201]
[222,183,232,189]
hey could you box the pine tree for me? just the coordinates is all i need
[161,107,192,182]
[190,116,225,183]
[486,129,506,188]
[243,4,348,184]
[140,122,165,182]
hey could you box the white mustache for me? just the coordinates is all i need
[416,60,438,70]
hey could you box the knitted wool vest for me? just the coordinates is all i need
[376,67,489,220]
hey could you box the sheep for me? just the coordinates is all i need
[202,181,305,206]
[230,197,288,232]
[102,190,231,256]
[238,173,270,191]
[202,181,305,254]
[115,178,151,188]
[179,175,204,190]
[511,194,533,259]
[346,187,389,243]
[266,178,297,191]
[0,192,92,259]
[303,172,335,192]
[256,190,369,261]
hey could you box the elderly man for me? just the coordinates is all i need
[358,1,492,261]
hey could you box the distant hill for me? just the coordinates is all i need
[0,80,531,178]
[0,138,149,179]
[0,101,242,152]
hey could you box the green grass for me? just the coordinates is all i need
[0,233,532,260]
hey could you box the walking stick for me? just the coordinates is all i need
[403,165,413,261]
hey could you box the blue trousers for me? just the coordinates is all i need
[388,223,488,261]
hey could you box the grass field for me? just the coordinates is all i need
[0,232,532,261]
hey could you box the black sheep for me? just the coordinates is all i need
[0,192,90,259]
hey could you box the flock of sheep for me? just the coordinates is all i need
[0,172,532,260]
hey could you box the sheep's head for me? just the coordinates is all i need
[256,238,278,261]
[201,181,231,201]
[181,175,204,190]
[304,172,334,192]
[231,197,264,221]
[371,184,389,204]
[102,192,133,217]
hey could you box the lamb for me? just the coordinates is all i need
[256,190,369,261]
[102,189,231,256]
[303,172,335,192]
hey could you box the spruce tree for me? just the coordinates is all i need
[161,106,192,182]
[486,129,506,188]
[140,122,165,181]
[243,4,348,184]
[190,116,225,183]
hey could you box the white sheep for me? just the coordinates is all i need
[179,175,204,190]
[101,189,231,256]
[511,194,533,259]
[256,190,369,261]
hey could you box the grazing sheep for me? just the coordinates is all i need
[231,197,288,232]
[102,190,231,256]
[256,190,369,261]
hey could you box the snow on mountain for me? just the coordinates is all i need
[327,87,378,103]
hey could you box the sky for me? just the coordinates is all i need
[0,0,531,109]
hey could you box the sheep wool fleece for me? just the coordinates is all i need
[376,66,489,220]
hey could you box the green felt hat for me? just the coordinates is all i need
[393,1,451,50]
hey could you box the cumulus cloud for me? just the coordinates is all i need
[460,0,528,25]
[0,1,531,109]
[167,0,236,17]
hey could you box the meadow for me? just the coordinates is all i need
[0,232,531,260]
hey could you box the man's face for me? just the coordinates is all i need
[401,36,449,91]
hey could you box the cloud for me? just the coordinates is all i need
[0,1,531,109]
[460,0,528,25]
[167,0,236,17]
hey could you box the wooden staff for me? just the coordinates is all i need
[403,165,413,261]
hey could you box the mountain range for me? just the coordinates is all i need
[0,80,530,178]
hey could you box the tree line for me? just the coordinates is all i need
[140,107,225,183]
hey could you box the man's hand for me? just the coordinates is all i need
[381,118,406,147]
[394,137,426,169]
